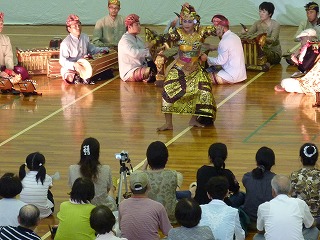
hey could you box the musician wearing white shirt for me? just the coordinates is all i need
[59,14,109,84]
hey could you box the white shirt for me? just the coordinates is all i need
[95,232,127,240]
[0,198,26,227]
[20,171,53,218]
[118,32,151,81]
[207,30,247,83]
[199,199,245,240]
[257,194,315,240]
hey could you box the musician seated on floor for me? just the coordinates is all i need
[274,39,320,94]
[201,15,247,85]
[0,12,21,83]
[118,14,156,83]
[289,29,318,76]
[59,14,110,85]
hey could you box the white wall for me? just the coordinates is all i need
[0,0,311,26]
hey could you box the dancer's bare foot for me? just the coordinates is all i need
[274,84,285,92]
[156,123,173,131]
[189,119,205,128]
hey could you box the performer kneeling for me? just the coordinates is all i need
[59,14,109,84]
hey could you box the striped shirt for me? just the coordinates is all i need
[0,226,41,240]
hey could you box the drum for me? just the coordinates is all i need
[16,48,60,75]
[47,50,118,79]
[87,50,118,77]
[238,33,269,71]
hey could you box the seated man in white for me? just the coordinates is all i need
[253,175,319,240]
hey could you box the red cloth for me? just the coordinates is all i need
[125,14,139,27]
[66,14,80,27]
[0,12,3,22]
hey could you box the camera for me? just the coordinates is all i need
[115,151,130,163]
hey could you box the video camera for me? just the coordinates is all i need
[115,151,130,163]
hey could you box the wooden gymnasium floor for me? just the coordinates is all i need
[1,24,319,239]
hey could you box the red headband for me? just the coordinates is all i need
[212,14,229,27]
[125,14,140,27]
[66,14,80,27]
[0,12,4,22]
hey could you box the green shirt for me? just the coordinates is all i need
[55,201,96,240]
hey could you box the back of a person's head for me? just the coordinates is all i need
[18,204,40,228]
[252,146,275,179]
[305,2,319,13]
[19,152,47,184]
[79,137,101,180]
[90,205,115,235]
[146,141,168,169]
[130,170,149,195]
[175,198,202,228]
[208,143,227,170]
[0,172,23,198]
[299,143,318,166]
[259,2,275,17]
[271,175,291,195]
[206,176,229,200]
[70,177,95,203]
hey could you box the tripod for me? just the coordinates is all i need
[116,160,133,206]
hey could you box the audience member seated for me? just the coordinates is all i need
[92,0,125,49]
[168,198,215,240]
[254,175,319,240]
[19,152,54,218]
[90,205,127,240]
[0,173,26,227]
[142,141,192,223]
[241,146,276,230]
[199,176,245,240]
[194,142,244,208]
[0,204,41,240]
[69,137,116,211]
[118,170,172,240]
[118,14,156,82]
[290,143,320,229]
[244,2,282,64]
[202,14,247,85]
[54,178,96,240]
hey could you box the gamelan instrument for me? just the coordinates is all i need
[238,32,269,71]
[16,48,60,75]
[47,50,118,79]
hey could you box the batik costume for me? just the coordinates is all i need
[160,6,217,120]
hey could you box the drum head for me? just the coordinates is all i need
[77,59,93,79]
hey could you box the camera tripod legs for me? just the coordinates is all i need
[116,168,132,206]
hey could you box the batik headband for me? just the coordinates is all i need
[66,14,81,27]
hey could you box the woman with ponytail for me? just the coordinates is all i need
[290,142,320,229]
[194,143,241,206]
[241,146,275,229]
[68,137,116,211]
[19,152,54,218]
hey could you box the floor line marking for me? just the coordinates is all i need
[134,70,269,171]
[243,107,284,143]
[0,76,117,147]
